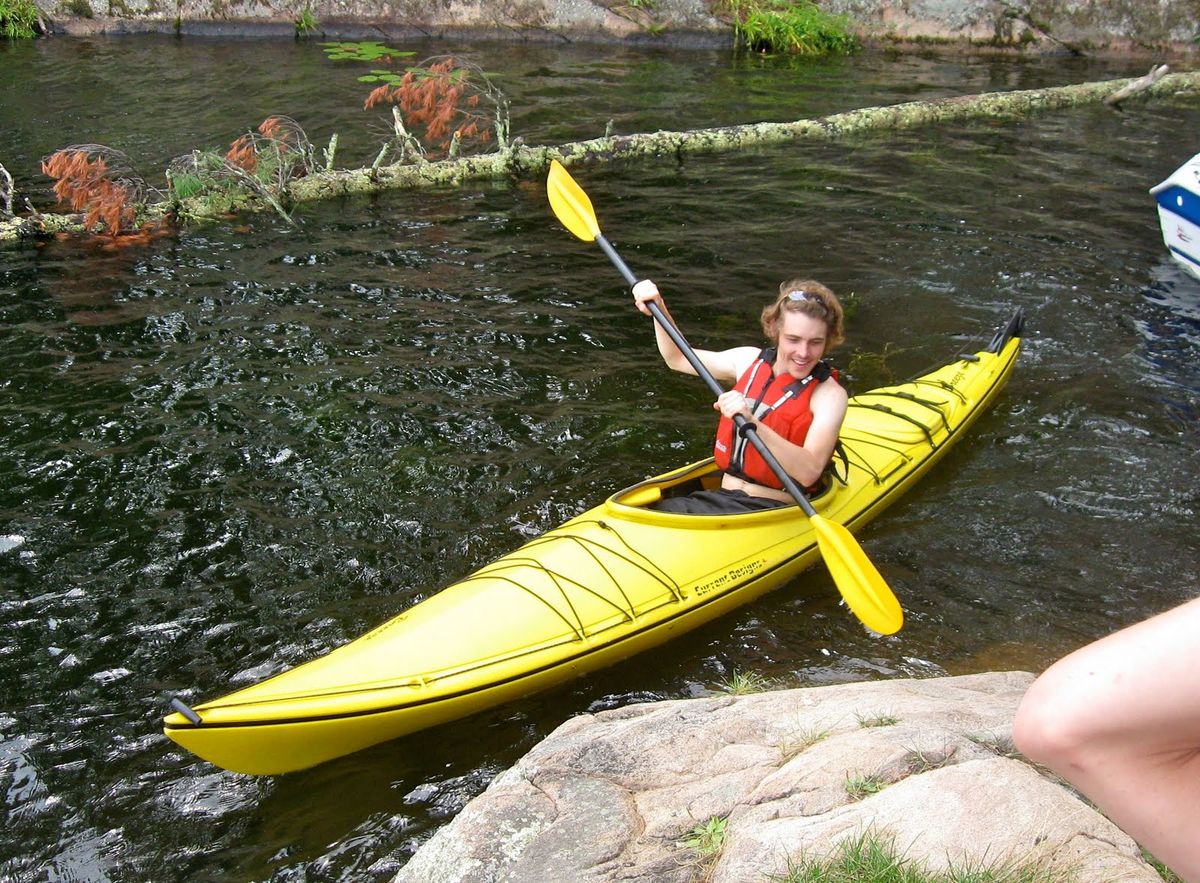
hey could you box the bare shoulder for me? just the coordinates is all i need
[812,375,848,411]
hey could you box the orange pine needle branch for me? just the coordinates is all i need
[41,147,141,236]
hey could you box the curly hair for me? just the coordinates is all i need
[760,279,845,350]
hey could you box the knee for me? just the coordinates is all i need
[1013,675,1089,771]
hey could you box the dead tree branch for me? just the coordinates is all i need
[1106,65,1170,108]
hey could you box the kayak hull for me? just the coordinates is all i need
[1151,153,1200,281]
[164,314,1023,775]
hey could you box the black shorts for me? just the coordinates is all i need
[649,488,791,515]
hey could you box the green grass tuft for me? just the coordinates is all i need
[0,0,40,38]
[724,0,858,55]
[716,669,776,695]
[1142,849,1183,882]
[844,773,888,801]
[778,725,830,760]
[294,2,318,37]
[857,712,900,728]
[769,830,1076,882]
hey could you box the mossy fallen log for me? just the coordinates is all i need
[285,69,1200,202]
[0,212,87,241]
[6,70,1200,242]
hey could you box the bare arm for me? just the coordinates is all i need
[632,279,756,384]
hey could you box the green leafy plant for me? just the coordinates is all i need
[1,0,41,38]
[320,40,416,64]
[167,115,318,224]
[844,772,887,801]
[682,816,728,858]
[722,0,858,55]
[1142,849,1183,882]
[294,2,318,37]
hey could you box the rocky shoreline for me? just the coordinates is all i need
[29,0,1200,57]
[395,672,1162,882]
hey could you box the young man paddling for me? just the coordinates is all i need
[632,278,849,514]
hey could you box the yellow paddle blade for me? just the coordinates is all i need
[811,514,904,635]
[547,159,601,242]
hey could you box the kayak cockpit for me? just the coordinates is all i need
[610,459,723,509]
[606,459,837,521]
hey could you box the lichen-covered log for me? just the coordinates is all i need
[0,213,87,241]
[179,69,1200,220]
[539,69,1200,162]
[6,70,1200,241]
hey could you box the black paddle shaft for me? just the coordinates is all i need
[596,233,819,519]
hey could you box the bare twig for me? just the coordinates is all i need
[391,106,426,164]
[1105,64,1170,107]
[220,162,296,226]
[323,134,339,171]
[0,162,13,218]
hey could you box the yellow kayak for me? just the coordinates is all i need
[163,310,1023,775]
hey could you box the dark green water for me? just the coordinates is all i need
[1,36,1198,881]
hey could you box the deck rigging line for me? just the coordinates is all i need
[462,523,684,641]
[846,401,935,445]
[912,377,969,402]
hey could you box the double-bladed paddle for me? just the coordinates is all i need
[546,159,903,635]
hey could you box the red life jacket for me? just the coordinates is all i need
[713,348,836,491]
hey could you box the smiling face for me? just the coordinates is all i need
[773,311,830,380]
